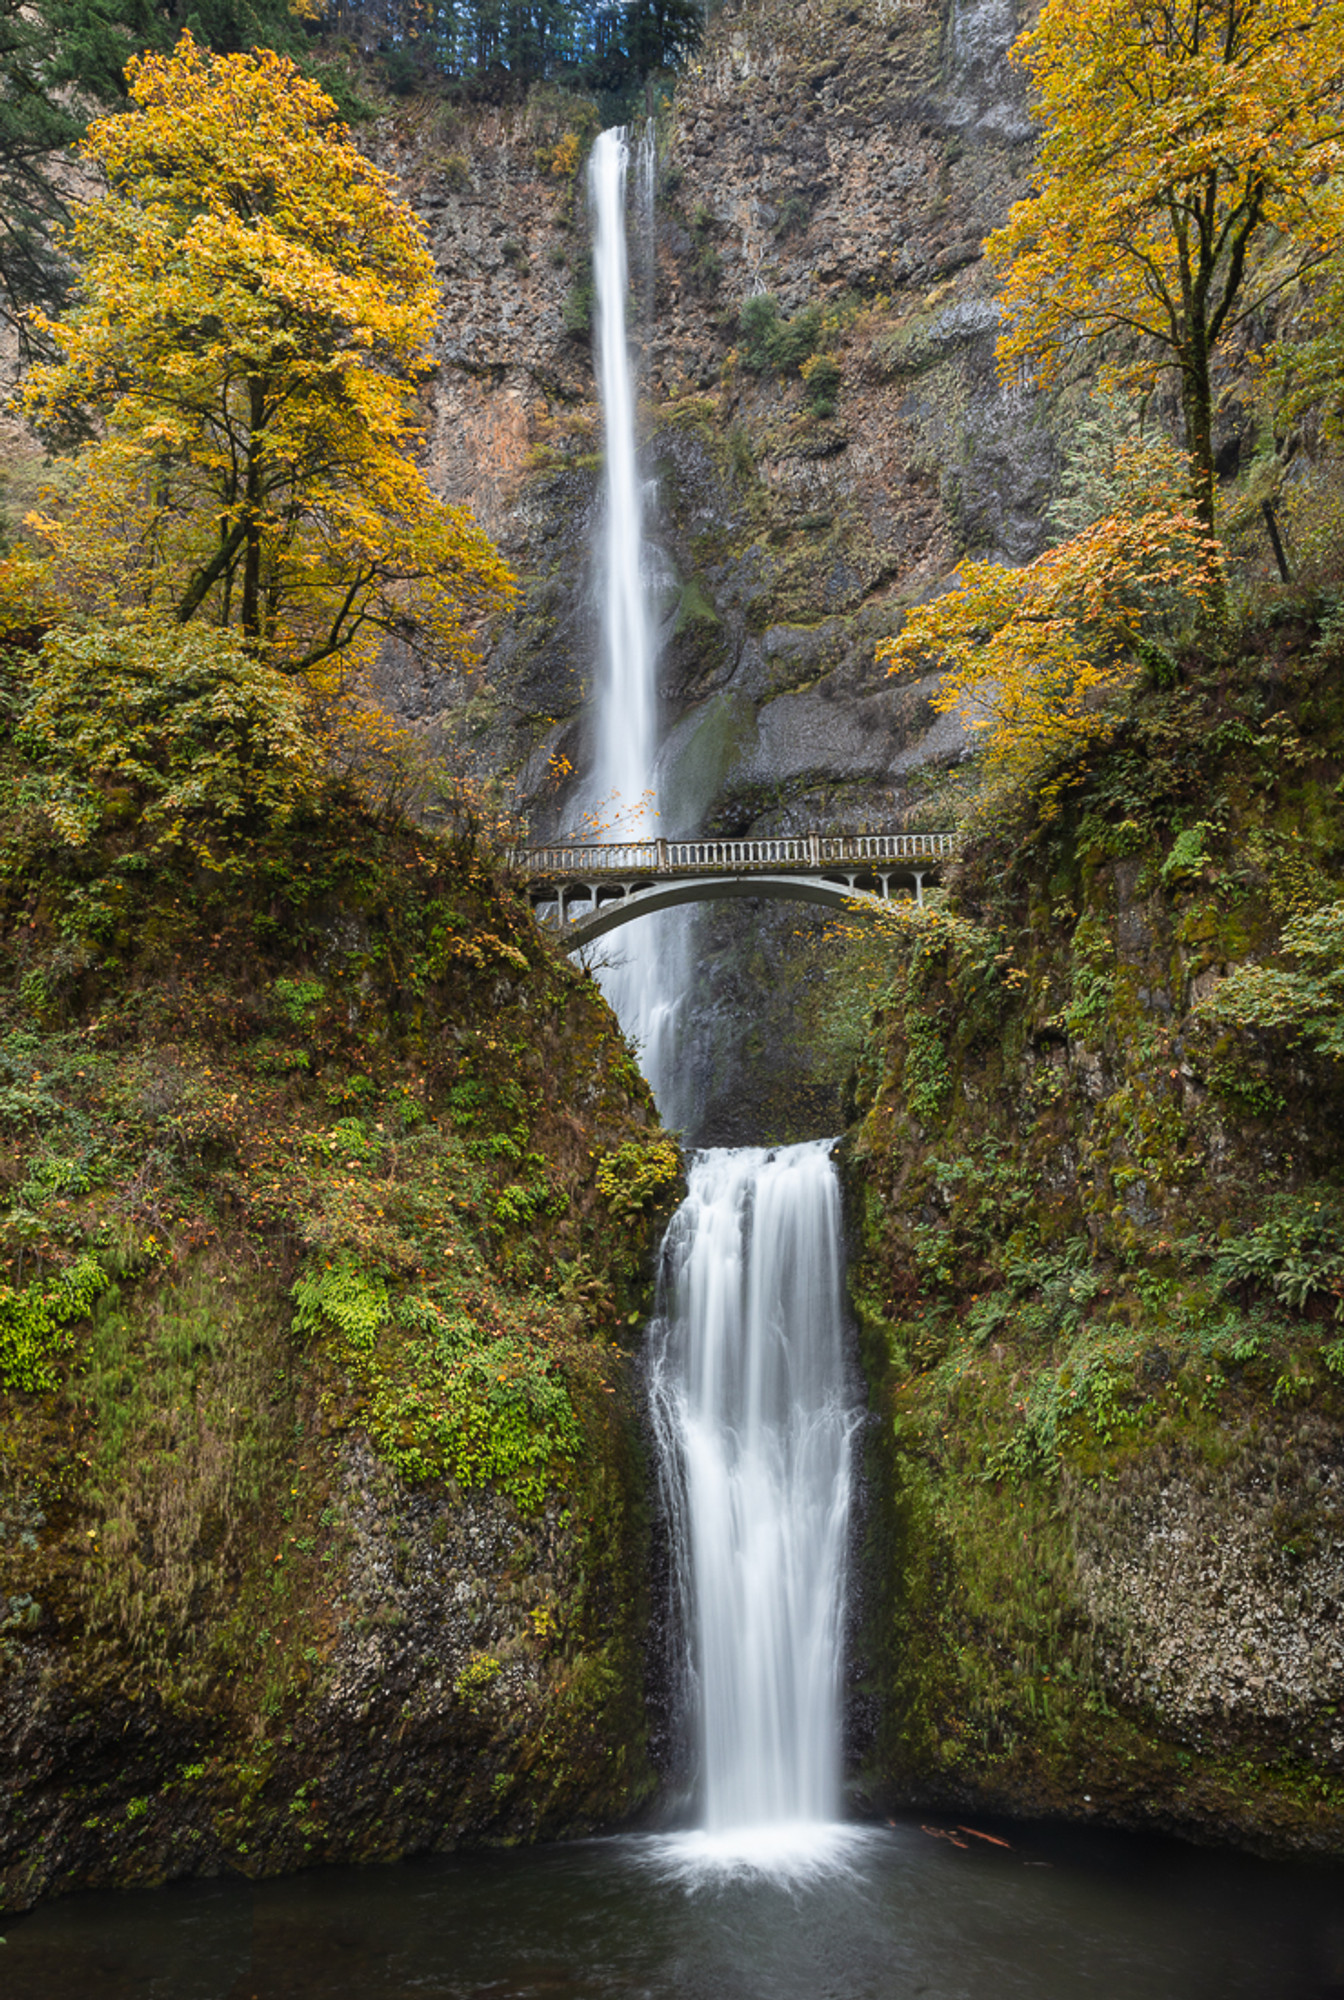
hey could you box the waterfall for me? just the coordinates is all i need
[589,126,655,832]
[648,1142,859,1876]
[583,129,858,1884]
[585,126,690,1127]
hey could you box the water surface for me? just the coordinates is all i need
[6,1819,1344,1999]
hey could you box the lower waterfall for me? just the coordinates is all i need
[648,1141,859,1876]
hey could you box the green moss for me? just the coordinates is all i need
[0,715,672,1903]
[671,576,720,641]
[846,608,1344,1851]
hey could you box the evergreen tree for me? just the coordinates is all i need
[0,0,329,334]
[0,0,85,338]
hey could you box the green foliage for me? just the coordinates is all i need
[737,294,823,377]
[1205,1058,1286,1120]
[1215,1194,1344,1319]
[16,621,312,858]
[271,979,325,1030]
[371,1291,584,1514]
[594,1136,680,1218]
[1061,908,1115,1038]
[1161,820,1215,884]
[0,1250,110,1391]
[453,1652,502,1705]
[1196,900,1344,1059]
[291,1256,390,1353]
[903,1011,952,1123]
[774,193,811,238]
[800,352,841,418]
[562,278,595,337]
[293,1254,589,1513]
[983,1325,1137,1479]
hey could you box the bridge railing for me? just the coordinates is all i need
[512,831,956,877]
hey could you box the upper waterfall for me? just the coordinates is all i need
[589,125,656,837]
[584,124,691,1127]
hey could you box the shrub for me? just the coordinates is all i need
[801,352,841,417]
[16,621,313,859]
[737,294,823,376]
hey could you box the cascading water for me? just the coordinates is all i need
[589,125,655,830]
[648,1142,859,1876]
[586,130,858,1877]
[584,126,691,1127]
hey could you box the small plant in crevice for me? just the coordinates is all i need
[801,353,841,417]
[737,293,823,377]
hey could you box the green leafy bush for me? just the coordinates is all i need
[1196,900,1344,1058]
[16,622,312,859]
[738,294,823,376]
[0,1251,110,1391]
[595,1136,680,1218]
[291,1256,390,1352]
[800,353,841,417]
[1215,1195,1344,1319]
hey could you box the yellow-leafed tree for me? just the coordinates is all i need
[989,0,1344,532]
[878,440,1225,803]
[23,34,513,678]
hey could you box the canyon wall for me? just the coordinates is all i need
[376,0,1064,1137]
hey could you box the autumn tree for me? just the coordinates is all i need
[989,0,1344,532]
[877,438,1224,801]
[24,34,513,680]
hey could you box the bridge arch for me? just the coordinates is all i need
[536,874,898,948]
[514,831,953,950]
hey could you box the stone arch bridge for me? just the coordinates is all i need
[511,832,957,948]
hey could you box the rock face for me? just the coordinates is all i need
[368,0,1068,1137]
[0,786,675,1914]
[1070,1440,1344,1742]
[841,616,1344,1857]
[396,0,1053,802]
[1,1417,652,1909]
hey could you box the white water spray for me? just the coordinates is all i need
[585,126,690,1123]
[649,1142,858,1877]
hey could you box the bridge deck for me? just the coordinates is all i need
[513,831,955,880]
[508,830,957,944]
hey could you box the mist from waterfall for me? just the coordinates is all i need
[648,1142,859,1879]
[585,124,691,1128]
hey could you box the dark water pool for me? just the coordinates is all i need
[4,1816,1343,2000]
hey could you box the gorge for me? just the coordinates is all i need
[2,0,1344,1980]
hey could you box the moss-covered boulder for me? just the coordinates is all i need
[0,731,680,1912]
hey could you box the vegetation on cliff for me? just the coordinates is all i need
[0,628,680,1905]
[988,0,1344,534]
[846,598,1344,1852]
[23,38,513,683]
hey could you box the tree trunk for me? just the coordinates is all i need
[1182,338,1216,538]
[240,376,265,640]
